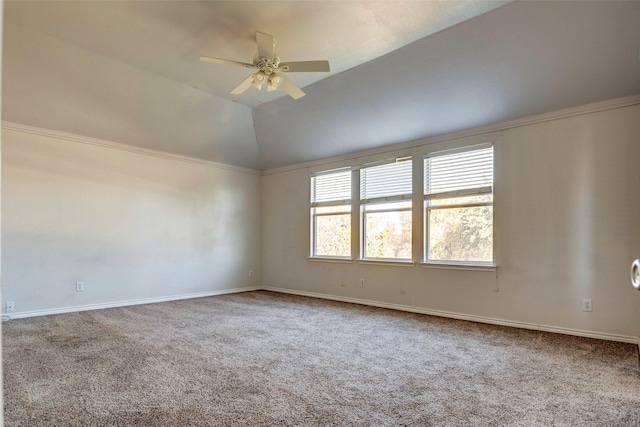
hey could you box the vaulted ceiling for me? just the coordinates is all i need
[3,1,640,170]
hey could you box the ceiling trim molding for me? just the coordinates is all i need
[262,94,640,176]
[1,121,261,176]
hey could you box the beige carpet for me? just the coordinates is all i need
[3,291,640,426]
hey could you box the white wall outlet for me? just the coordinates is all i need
[249,270,253,278]
[76,281,85,292]
[360,279,365,287]
[582,299,592,312]
[5,302,14,313]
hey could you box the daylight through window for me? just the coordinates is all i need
[360,158,413,260]
[310,144,494,266]
[424,146,494,263]
[310,169,351,258]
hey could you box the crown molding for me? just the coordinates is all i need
[1,121,261,176]
[4,94,639,176]
[262,94,640,176]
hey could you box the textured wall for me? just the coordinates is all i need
[261,104,640,340]
[1,127,261,314]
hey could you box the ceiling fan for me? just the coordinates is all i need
[200,32,330,100]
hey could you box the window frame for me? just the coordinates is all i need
[310,168,352,260]
[308,142,497,270]
[359,157,413,262]
[423,144,495,266]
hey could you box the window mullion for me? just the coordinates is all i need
[351,168,360,261]
[412,154,423,263]
[312,198,351,208]
[428,201,493,210]
[425,186,492,200]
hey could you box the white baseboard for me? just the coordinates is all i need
[6,286,261,320]
[262,286,639,344]
[6,285,637,345]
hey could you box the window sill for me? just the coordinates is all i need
[308,257,353,264]
[419,262,496,272]
[357,259,415,267]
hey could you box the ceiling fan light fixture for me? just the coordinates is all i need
[268,73,283,92]
[201,32,330,99]
[251,71,267,89]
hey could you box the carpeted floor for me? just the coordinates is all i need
[3,291,640,426]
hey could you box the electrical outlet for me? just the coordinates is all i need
[76,281,85,292]
[582,299,592,312]
[249,270,253,278]
[360,279,365,287]
[5,302,14,313]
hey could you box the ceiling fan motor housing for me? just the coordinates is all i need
[253,53,289,75]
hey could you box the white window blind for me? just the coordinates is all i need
[424,147,493,197]
[361,159,412,202]
[311,170,351,206]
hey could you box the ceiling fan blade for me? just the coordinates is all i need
[230,75,255,95]
[256,32,274,60]
[279,75,306,100]
[280,60,330,73]
[199,56,255,69]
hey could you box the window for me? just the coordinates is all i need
[424,146,493,264]
[310,169,351,258]
[360,158,412,260]
[309,144,494,267]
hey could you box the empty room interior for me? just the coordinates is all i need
[2,1,640,425]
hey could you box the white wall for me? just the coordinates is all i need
[261,103,640,341]
[1,2,5,425]
[1,125,261,315]
[2,100,639,342]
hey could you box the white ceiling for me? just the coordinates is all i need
[3,1,640,170]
